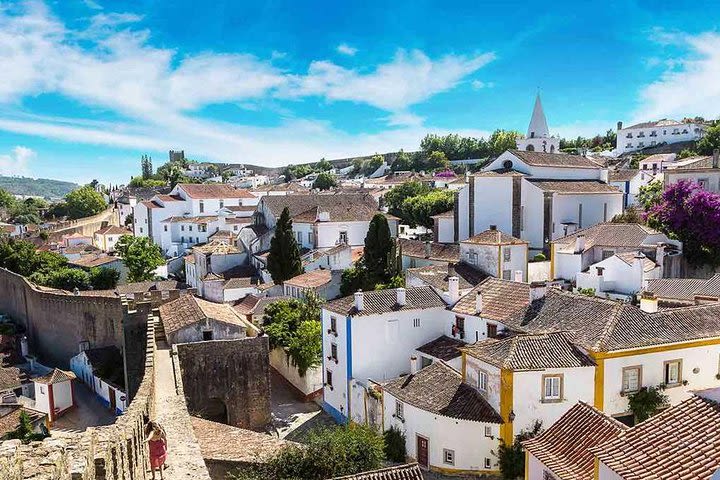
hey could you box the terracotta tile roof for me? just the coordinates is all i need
[608,169,640,182]
[191,416,295,463]
[285,269,332,289]
[324,286,446,317]
[462,228,527,245]
[508,149,603,169]
[34,368,76,385]
[527,179,621,194]
[398,238,459,262]
[328,463,424,480]
[62,244,100,255]
[696,273,720,298]
[115,280,185,294]
[430,209,454,219]
[552,223,663,253]
[140,200,163,209]
[177,183,255,199]
[261,193,379,223]
[94,225,131,236]
[0,407,22,437]
[406,263,487,291]
[591,395,720,480]
[451,277,531,321]
[614,251,656,272]
[513,289,720,352]
[223,205,257,212]
[382,362,502,424]
[69,254,122,268]
[416,335,465,361]
[234,295,292,317]
[523,401,627,480]
[673,155,714,170]
[462,332,595,370]
[155,194,183,202]
[159,295,247,334]
[0,365,25,392]
[645,278,709,301]
[193,240,241,255]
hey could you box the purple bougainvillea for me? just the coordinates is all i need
[647,180,720,265]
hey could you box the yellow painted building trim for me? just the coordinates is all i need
[525,450,530,479]
[549,243,555,280]
[594,336,720,360]
[500,368,514,445]
[461,352,467,382]
[594,457,600,480]
[592,355,604,411]
[430,466,500,476]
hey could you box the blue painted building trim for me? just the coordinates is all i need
[322,400,347,424]
[346,315,353,419]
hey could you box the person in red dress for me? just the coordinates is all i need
[146,421,167,479]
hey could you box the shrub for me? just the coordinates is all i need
[498,420,542,479]
[628,386,668,423]
[532,253,546,262]
[383,426,406,462]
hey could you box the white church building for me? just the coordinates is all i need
[436,95,623,253]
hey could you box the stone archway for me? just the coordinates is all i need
[526,144,535,151]
[203,397,228,424]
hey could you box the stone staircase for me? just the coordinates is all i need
[155,319,167,344]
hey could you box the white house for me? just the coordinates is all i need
[158,294,256,345]
[459,227,528,282]
[550,222,682,282]
[449,149,623,252]
[523,401,627,480]
[515,94,560,154]
[637,153,677,173]
[575,250,661,300]
[380,361,503,474]
[615,119,706,155]
[399,239,459,270]
[283,269,342,301]
[184,239,249,299]
[608,169,656,207]
[663,150,720,193]
[93,225,131,253]
[133,183,258,255]
[320,287,449,424]
[33,369,76,424]
[256,193,397,250]
[69,346,127,414]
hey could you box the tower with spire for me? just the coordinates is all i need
[516,93,559,153]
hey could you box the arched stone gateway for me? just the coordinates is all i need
[203,397,229,424]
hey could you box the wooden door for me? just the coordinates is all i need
[416,435,429,469]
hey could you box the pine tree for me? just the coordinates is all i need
[267,207,303,284]
[141,155,153,180]
[363,214,394,285]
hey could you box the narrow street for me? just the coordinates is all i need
[51,381,116,437]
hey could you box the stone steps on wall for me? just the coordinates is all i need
[155,321,167,343]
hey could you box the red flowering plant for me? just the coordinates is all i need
[645,180,720,266]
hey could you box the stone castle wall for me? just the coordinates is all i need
[176,337,271,431]
[0,267,125,367]
[0,307,157,480]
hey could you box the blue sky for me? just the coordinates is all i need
[0,0,718,185]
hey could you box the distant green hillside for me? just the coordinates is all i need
[0,176,78,200]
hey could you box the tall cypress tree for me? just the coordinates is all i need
[267,207,303,284]
[364,213,394,284]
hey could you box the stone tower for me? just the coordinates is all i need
[516,94,560,153]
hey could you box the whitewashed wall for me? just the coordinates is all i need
[270,347,323,398]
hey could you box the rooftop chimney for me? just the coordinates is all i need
[600,168,609,184]
[574,234,586,253]
[713,149,719,169]
[489,225,497,231]
[410,355,419,374]
[396,287,406,306]
[529,281,547,301]
[424,241,432,258]
[448,276,460,303]
[639,292,658,314]
[448,262,456,278]
[475,292,483,314]
[617,121,623,131]
[354,290,364,312]
[513,270,523,283]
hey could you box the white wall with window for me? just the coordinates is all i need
[382,391,501,474]
[602,343,720,417]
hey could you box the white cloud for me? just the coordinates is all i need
[471,80,495,90]
[635,31,720,121]
[0,146,34,176]
[0,2,496,175]
[336,43,357,56]
[82,0,103,10]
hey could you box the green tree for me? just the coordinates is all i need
[340,263,367,296]
[401,189,454,228]
[611,206,644,224]
[383,181,432,219]
[315,158,333,171]
[638,180,663,214]
[0,187,16,210]
[489,129,521,156]
[628,386,668,423]
[141,154,153,179]
[64,186,106,219]
[7,411,47,444]
[696,123,720,155]
[498,420,542,480]
[115,235,164,282]
[677,148,699,159]
[390,150,413,171]
[128,177,166,188]
[312,172,337,191]
[267,207,302,284]
[383,426,406,463]
[286,319,322,376]
[89,267,120,290]
[425,150,450,170]
[231,425,384,480]
[363,155,385,176]
[363,214,395,285]
[44,267,91,291]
